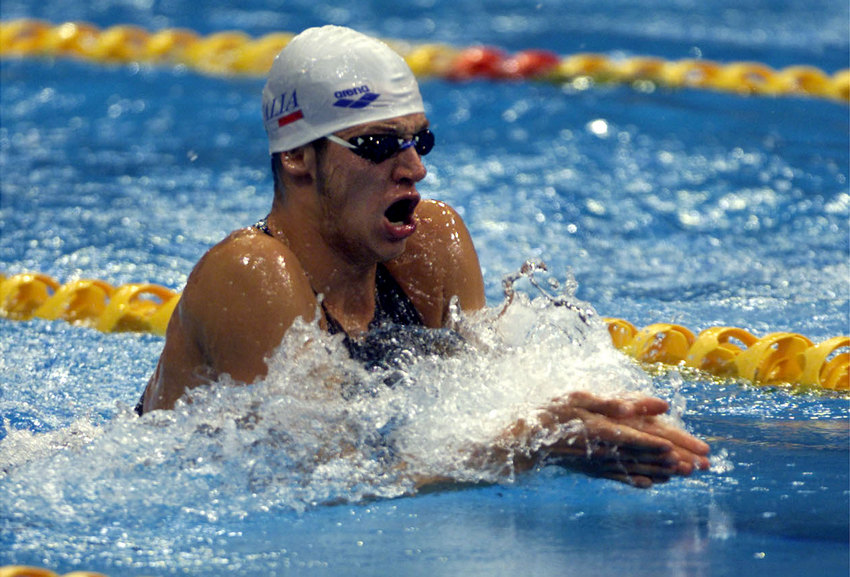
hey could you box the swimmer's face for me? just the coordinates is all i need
[315,113,429,264]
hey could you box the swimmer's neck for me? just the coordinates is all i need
[265,203,380,335]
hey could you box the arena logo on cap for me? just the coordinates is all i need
[333,85,380,109]
[264,90,303,127]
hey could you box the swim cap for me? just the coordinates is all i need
[262,26,425,154]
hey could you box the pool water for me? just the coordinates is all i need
[1,1,848,575]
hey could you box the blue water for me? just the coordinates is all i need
[1,1,848,575]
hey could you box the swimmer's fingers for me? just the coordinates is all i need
[623,419,711,472]
[567,413,677,455]
[547,443,678,471]
[629,418,710,458]
[546,449,675,488]
[589,418,710,475]
[560,403,711,471]
[543,391,709,453]
[547,440,674,462]
[543,414,710,479]
[553,391,670,420]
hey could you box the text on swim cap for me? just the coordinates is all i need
[264,90,302,127]
[333,85,371,99]
[333,85,380,109]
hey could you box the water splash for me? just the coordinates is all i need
[0,264,680,534]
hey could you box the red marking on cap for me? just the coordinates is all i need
[278,110,304,127]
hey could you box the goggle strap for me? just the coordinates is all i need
[325,134,357,149]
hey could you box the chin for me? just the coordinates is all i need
[376,237,409,263]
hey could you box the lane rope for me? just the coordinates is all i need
[1,19,848,102]
[1,272,847,390]
[0,567,114,577]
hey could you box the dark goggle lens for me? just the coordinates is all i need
[350,129,435,163]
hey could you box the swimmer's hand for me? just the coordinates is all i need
[497,391,710,488]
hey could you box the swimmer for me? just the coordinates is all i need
[139,25,709,488]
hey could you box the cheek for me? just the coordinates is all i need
[314,157,336,198]
[316,166,364,228]
[316,148,390,213]
[331,167,385,207]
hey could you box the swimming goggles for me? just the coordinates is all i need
[326,128,435,164]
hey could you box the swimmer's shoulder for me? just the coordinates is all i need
[395,199,467,259]
[181,226,318,334]
[413,198,463,230]
[193,226,310,289]
[387,199,485,326]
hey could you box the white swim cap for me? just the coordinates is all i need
[262,26,425,154]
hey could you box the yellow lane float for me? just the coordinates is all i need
[2,272,847,390]
[1,19,847,102]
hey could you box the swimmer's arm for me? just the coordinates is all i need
[194,233,318,380]
[433,201,486,322]
[144,303,209,411]
[144,230,317,411]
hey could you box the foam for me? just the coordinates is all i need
[0,266,668,523]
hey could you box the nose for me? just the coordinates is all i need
[393,144,427,183]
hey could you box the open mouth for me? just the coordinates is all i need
[384,197,419,225]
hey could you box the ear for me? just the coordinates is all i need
[279,144,316,178]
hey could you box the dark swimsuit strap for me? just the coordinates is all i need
[322,263,424,335]
[254,217,273,237]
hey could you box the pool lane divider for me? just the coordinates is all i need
[0,567,115,577]
[1,272,847,390]
[1,19,848,103]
